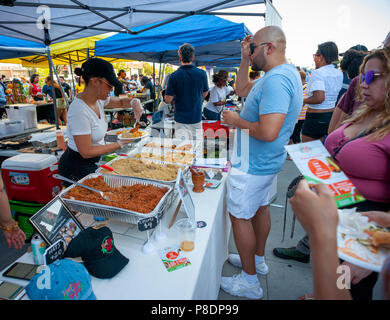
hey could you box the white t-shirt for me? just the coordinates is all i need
[204,85,234,113]
[306,64,343,110]
[67,96,109,152]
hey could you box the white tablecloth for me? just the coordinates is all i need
[0,174,231,300]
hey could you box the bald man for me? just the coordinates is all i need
[220,26,303,299]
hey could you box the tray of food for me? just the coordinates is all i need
[140,137,194,152]
[59,173,173,224]
[337,208,390,272]
[96,156,188,185]
[128,149,195,166]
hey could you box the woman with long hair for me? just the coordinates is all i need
[28,74,43,101]
[275,48,390,300]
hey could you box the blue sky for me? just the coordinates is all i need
[218,0,390,68]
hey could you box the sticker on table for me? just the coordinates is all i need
[196,221,207,228]
[159,246,191,272]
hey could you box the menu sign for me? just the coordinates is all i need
[137,209,163,232]
[44,239,65,265]
[285,141,365,208]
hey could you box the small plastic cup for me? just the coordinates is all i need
[175,218,197,252]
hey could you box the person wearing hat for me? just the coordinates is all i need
[203,70,234,121]
[58,58,143,187]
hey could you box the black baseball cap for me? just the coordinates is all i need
[80,58,123,87]
[63,226,129,279]
[339,44,368,56]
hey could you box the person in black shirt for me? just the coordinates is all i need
[59,76,71,98]
[141,76,155,112]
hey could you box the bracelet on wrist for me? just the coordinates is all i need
[0,220,19,233]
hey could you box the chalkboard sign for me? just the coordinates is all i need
[137,208,164,232]
[44,239,65,265]
[137,216,158,231]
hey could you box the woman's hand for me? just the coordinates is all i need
[1,220,26,250]
[290,180,338,239]
[361,211,390,228]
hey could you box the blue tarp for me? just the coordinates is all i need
[95,15,251,67]
[0,35,45,59]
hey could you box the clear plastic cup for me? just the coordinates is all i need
[175,218,197,252]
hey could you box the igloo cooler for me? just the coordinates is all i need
[1,154,62,204]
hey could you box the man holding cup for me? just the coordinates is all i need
[220,26,303,299]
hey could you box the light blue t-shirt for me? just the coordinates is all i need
[232,64,303,175]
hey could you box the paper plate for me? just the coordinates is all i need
[337,229,390,272]
[118,130,147,141]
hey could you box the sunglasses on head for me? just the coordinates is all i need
[249,42,270,55]
[360,70,384,85]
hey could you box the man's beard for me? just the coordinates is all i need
[251,47,265,72]
[251,63,262,72]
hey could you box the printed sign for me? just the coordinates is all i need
[285,141,365,208]
[159,246,191,272]
[44,239,65,265]
[9,172,29,185]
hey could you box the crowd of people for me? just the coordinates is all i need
[0,21,390,301]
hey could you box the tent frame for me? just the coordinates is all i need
[1,1,266,43]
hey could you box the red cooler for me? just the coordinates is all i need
[1,154,62,204]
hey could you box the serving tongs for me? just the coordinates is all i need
[53,174,113,201]
[99,164,121,175]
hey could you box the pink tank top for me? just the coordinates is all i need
[325,123,390,203]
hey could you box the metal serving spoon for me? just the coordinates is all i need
[53,174,113,201]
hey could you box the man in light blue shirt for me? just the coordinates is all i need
[220,26,303,300]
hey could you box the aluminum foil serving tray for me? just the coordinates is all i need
[59,173,173,225]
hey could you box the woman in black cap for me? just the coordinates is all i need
[58,58,143,186]
[203,70,234,120]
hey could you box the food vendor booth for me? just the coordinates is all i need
[0,0,272,301]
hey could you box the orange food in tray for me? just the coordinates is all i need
[63,176,168,214]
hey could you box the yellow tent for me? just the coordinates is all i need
[0,33,131,67]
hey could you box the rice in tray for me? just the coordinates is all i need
[63,176,168,214]
[100,158,181,181]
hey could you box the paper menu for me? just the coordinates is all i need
[285,140,365,208]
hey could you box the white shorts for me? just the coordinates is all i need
[226,167,276,220]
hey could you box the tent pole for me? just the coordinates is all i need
[69,56,76,99]
[153,62,156,111]
[47,47,60,130]
[86,48,90,59]
[51,60,70,110]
